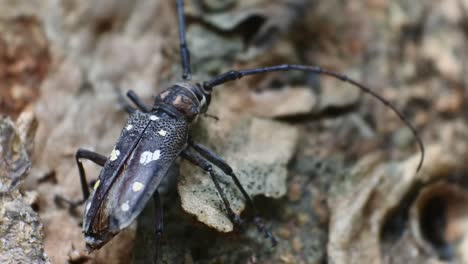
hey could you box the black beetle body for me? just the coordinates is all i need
[83,82,208,249]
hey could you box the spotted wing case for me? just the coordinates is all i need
[83,110,188,241]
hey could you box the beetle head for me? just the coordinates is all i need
[154,81,211,122]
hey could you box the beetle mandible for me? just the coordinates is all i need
[59,0,425,258]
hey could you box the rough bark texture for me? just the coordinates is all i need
[0,112,49,264]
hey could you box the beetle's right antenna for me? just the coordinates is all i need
[176,0,192,80]
[204,65,425,172]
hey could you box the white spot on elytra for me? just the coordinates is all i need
[150,115,159,121]
[93,179,100,190]
[158,129,167,136]
[126,124,133,131]
[132,181,144,192]
[110,148,120,161]
[139,150,161,165]
[121,200,130,212]
[85,202,91,212]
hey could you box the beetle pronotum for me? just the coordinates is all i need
[58,0,425,260]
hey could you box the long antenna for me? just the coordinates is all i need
[176,0,192,80]
[204,64,425,172]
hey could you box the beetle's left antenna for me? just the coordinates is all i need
[177,0,192,80]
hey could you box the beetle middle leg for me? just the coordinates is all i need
[181,148,245,227]
[189,141,277,246]
[55,149,106,209]
[182,147,277,246]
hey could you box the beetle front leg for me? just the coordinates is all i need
[126,90,151,112]
[181,148,245,227]
[116,88,151,113]
[189,141,277,246]
[55,149,107,209]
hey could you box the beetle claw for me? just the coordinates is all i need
[254,217,278,247]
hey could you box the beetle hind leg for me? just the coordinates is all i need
[182,146,277,246]
[181,149,245,227]
[189,141,278,246]
[55,149,106,211]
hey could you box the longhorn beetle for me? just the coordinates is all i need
[59,0,425,259]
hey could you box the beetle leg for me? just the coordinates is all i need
[153,191,163,262]
[189,141,277,246]
[189,142,252,204]
[181,148,245,227]
[55,149,107,209]
[115,86,137,114]
[116,87,151,113]
[117,94,137,114]
[126,90,152,112]
[203,113,219,121]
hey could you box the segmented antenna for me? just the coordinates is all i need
[204,64,425,172]
[176,0,192,80]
